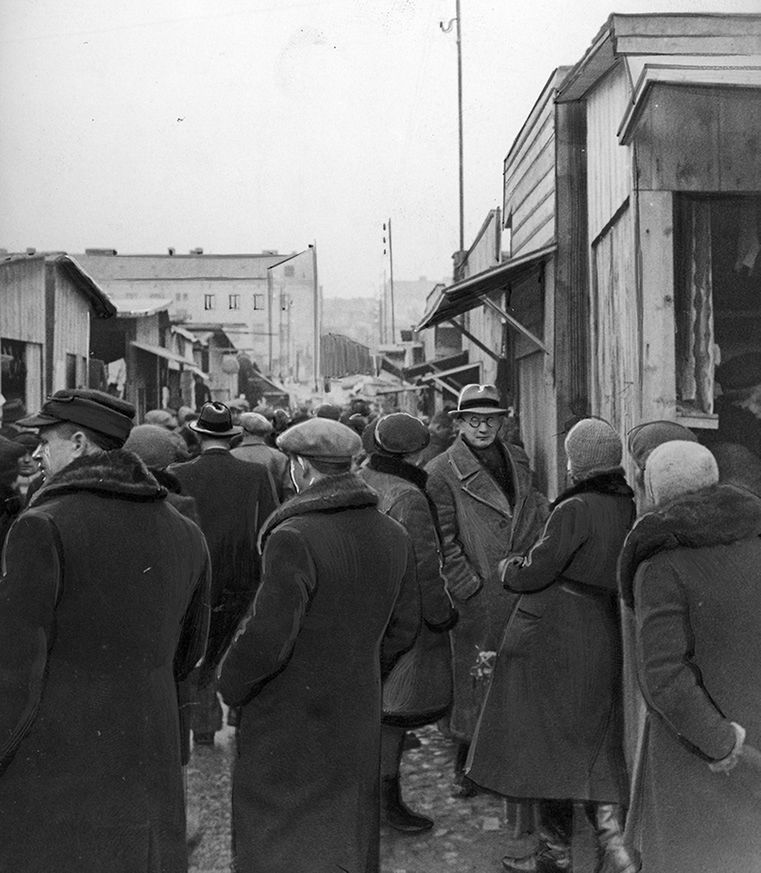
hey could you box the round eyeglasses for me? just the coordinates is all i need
[464,415,500,429]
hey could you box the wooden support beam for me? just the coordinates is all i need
[446,319,502,363]
[481,297,548,354]
[427,375,461,397]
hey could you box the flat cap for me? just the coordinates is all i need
[240,412,273,436]
[716,352,761,391]
[627,420,698,471]
[277,418,361,461]
[17,389,135,444]
[375,412,430,455]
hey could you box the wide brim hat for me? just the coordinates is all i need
[17,389,135,443]
[188,401,242,437]
[449,383,507,417]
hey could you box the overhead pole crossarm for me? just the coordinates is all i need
[446,318,502,363]
[480,297,548,354]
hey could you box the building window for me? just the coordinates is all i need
[284,265,295,278]
[183,293,189,301]
[675,194,761,420]
[229,294,240,310]
[204,294,215,310]
[253,293,265,310]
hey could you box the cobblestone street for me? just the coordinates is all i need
[187,723,598,873]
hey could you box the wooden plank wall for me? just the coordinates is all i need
[0,258,46,343]
[49,267,91,393]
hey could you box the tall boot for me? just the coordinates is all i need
[587,803,641,873]
[381,775,434,834]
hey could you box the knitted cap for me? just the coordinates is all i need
[627,420,698,471]
[124,424,183,470]
[564,418,622,480]
[645,440,718,506]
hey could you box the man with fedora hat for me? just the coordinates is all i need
[169,401,278,746]
[0,388,211,872]
[425,383,548,796]
[219,417,420,873]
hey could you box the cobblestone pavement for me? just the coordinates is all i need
[187,723,597,873]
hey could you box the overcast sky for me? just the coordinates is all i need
[1,0,759,299]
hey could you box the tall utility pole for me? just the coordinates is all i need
[441,0,464,252]
[382,221,396,343]
[309,243,321,392]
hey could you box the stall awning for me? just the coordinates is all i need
[130,341,209,379]
[416,243,556,331]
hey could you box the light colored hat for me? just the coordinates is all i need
[450,384,507,417]
[645,440,718,506]
[564,418,622,480]
[240,412,273,436]
[277,418,361,462]
[144,408,177,430]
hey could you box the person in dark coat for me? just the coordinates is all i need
[0,435,26,548]
[168,401,278,746]
[705,351,761,460]
[467,418,637,873]
[218,418,421,873]
[359,412,458,833]
[617,440,761,872]
[415,408,455,467]
[425,383,549,794]
[0,389,210,873]
[231,412,294,501]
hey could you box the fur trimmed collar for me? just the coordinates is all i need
[551,468,633,510]
[258,472,378,550]
[29,450,166,507]
[618,483,761,607]
[367,452,427,490]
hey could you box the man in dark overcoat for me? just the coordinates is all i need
[619,440,761,873]
[0,389,210,873]
[218,418,421,873]
[168,401,278,745]
[425,384,548,792]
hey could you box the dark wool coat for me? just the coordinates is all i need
[168,447,278,671]
[218,473,420,873]
[618,484,761,873]
[360,454,458,725]
[467,473,634,802]
[425,435,549,740]
[0,451,210,873]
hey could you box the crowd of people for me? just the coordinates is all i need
[2,360,761,873]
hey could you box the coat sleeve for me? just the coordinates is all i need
[392,491,456,631]
[217,523,316,707]
[0,512,62,773]
[425,464,481,602]
[173,534,212,683]
[633,558,736,762]
[380,534,421,677]
[502,497,589,593]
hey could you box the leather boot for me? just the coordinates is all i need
[589,803,641,873]
[381,775,434,834]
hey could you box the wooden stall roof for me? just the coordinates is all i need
[54,255,116,319]
[557,13,761,103]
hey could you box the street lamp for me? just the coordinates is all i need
[440,0,464,254]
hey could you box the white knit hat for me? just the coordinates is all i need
[644,440,718,506]
[564,418,622,480]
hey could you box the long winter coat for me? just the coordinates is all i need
[425,435,548,740]
[218,473,420,873]
[0,451,210,873]
[169,447,278,671]
[360,453,458,725]
[618,483,761,872]
[231,437,294,501]
[467,472,634,802]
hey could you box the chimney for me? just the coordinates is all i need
[190,247,204,255]
[168,247,175,256]
[26,247,36,255]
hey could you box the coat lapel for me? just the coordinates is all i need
[449,436,513,519]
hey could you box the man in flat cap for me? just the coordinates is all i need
[168,401,278,746]
[219,417,420,873]
[0,389,210,873]
[711,352,761,460]
[232,412,294,502]
[425,384,549,796]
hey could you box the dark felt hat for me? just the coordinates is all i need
[188,402,242,437]
[277,418,361,461]
[715,352,761,391]
[375,412,430,455]
[627,420,698,471]
[17,389,135,443]
[450,384,507,417]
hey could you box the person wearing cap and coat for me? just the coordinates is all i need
[359,412,458,834]
[168,401,279,746]
[467,418,637,873]
[231,412,294,502]
[618,440,761,873]
[0,389,210,873]
[424,384,549,791]
[219,418,421,873]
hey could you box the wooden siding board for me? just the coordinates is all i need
[505,145,555,218]
[512,195,555,257]
[719,89,761,190]
[0,259,46,343]
[612,14,761,39]
[615,35,761,56]
[504,112,554,193]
